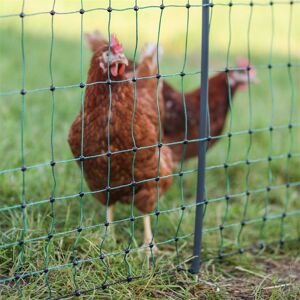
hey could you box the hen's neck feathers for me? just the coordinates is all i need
[84,51,130,110]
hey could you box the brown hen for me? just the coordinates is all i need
[68,35,173,247]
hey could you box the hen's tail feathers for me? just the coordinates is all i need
[84,30,106,52]
[139,43,163,65]
[138,43,164,77]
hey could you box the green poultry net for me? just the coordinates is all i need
[0,0,299,298]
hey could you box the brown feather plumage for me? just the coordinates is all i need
[68,41,173,214]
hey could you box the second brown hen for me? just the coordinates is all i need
[163,60,258,161]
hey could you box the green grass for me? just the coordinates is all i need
[0,0,300,299]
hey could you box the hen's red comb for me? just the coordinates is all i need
[236,56,258,83]
[110,34,123,54]
[236,57,250,67]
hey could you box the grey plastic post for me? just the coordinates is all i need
[190,0,210,274]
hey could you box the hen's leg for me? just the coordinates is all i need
[143,214,158,269]
[107,205,115,240]
[107,205,114,224]
[143,215,153,245]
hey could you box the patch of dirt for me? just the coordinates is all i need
[262,257,300,282]
[197,257,300,299]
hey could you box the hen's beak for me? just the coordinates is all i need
[110,53,128,76]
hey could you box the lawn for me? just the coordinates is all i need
[0,0,300,299]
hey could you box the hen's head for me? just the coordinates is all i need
[229,58,258,90]
[97,34,128,77]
